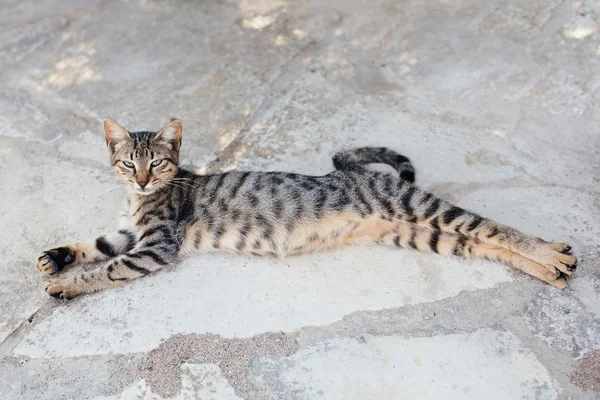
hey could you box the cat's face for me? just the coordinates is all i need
[103,118,182,196]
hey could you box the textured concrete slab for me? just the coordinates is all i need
[1,0,333,165]
[14,248,511,358]
[0,141,120,343]
[247,329,560,400]
[525,286,600,356]
[97,364,242,400]
[1,0,599,398]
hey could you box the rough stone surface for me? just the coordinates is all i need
[525,286,600,356]
[571,350,600,392]
[1,0,599,399]
[246,330,560,400]
[97,364,243,400]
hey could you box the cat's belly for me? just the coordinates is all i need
[179,210,402,258]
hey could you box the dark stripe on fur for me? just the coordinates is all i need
[122,259,151,275]
[107,263,127,281]
[408,229,417,249]
[231,172,250,198]
[454,235,468,256]
[442,206,464,225]
[429,231,440,253]
[423,198,440,220]
[467,216,484,232]
[401,186,415,215]
[96,237,117,257]
[430,216,440,231]
[486,226,499,238]
[213,225,226,248]
[130,250,168,265]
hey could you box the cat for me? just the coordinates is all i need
[36,118,577,299]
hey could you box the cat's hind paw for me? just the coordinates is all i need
[544,242,577,277]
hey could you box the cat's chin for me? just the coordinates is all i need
[132,188,156,196]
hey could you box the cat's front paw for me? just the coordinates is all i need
[45,278,81,300]
[36,247,74,275]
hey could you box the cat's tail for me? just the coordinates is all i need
[332,147,415,182]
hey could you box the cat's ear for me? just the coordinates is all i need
[154,120,182,151]
[103,118,130,152]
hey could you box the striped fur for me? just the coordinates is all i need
[38,119,577,299]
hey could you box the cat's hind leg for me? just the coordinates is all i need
[454,218,577,277]
[432,208,575,278]
[398,186,577,281]
[379,223,566,288]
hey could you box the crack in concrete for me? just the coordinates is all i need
[201,12,344,174]
[0,302,60,359]
[201,40,318,174]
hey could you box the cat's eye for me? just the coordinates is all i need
[151,159,163,167]
[122,161,135,168]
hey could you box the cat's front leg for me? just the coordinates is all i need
[36,230,137,276]
[44,232,178,299]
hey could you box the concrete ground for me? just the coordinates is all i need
[1,0,599,398]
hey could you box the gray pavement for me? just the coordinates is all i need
[1,0,599,398]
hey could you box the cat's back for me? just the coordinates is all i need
[195,170,341,213]
[194,170,400,234]
[193,168,406,216]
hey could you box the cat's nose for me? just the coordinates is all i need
[137,180,148,189]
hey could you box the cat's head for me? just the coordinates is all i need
[103,118,182,196]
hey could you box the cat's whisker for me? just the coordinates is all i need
[157,180,190,191]
[167,178,196,186]
[170,178,196,183]
[162,179,196,189]
[167,183,192,191]
[167,178,195,184]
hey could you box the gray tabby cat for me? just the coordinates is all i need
[36,119,577,299]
